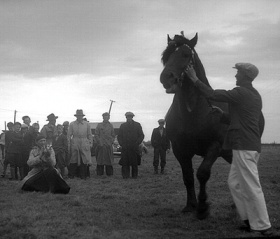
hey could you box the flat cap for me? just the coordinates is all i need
[233,63,259,80]
[102,112,110,117]
[125,112,135,117]
[22,115,30,120]
[158,119,165,124]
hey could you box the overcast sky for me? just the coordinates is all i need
[1,0,280,143]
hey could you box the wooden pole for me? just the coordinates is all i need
[14,110,17,123]
[109,100,115,114]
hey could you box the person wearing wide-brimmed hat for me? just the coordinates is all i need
[67,109,92,179]
[117,112,144,179]
[185,63,272,236]
[20,134,70,194]
[95,112,115,176]
[40,113,58,140]
[151,119,170,174]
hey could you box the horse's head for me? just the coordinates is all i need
[160,32,210,112]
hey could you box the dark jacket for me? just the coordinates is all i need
[52,134,68,155]
[5,131,13,153]
[117,120,144,149]
[22,131,33,154]
[117,120,144,166]
[195,80,262,152]
[7,131,23,154]
[151,127,170,150]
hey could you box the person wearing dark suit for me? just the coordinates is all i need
[186,62,272,236]
[151,119,170,174]
[52,124,68,178]
[117,112,144,179]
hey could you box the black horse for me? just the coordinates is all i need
[160,32,264,220]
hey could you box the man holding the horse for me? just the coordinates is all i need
[186,62,272,236]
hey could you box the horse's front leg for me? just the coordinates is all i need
[174,148,197,213]
[196,141,221,220]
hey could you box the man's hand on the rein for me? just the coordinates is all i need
[185,65,199,84]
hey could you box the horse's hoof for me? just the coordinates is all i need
[196,202,210,220]
[182,204,196,213]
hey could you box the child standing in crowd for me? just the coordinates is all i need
[8,122,24,180]
[52,124,68,178]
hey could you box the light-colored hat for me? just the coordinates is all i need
[125,112,135,117]
[233,63,259,81]
[74,109,85,116]
[158,119,165,124]
[21,123,28,128]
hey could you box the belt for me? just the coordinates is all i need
[73,136,87,139]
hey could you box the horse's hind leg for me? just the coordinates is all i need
[196,141,221,220]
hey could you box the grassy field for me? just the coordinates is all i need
[0,145,279,239]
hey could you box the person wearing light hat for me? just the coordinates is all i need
[67,109,92,179]
[20,134,70,194]
[95,112,115,176]
[117,112,144,179]
[40,113,58,139]
[151,119,170,174]
[185,63,272,235]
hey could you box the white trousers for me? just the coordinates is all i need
[228,150,271,231]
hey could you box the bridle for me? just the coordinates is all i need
[168,41,196,88]
[167,41,214,110]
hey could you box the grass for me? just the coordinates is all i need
[0,145,279,239]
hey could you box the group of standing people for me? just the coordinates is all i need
[1,117,40,180]
[0,109,172,191]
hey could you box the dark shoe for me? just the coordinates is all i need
[251,228,274,236]
[161,168,165,174]
[238,220,251,232]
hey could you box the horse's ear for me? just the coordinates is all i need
[188,33,198,49]
[167,34,172,44]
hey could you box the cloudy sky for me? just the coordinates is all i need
[1,0,280,143]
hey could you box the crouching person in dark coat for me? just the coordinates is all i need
[117,112,144,179]
[20,135,70,194]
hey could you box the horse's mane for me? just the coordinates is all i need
[192,49,212,88]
